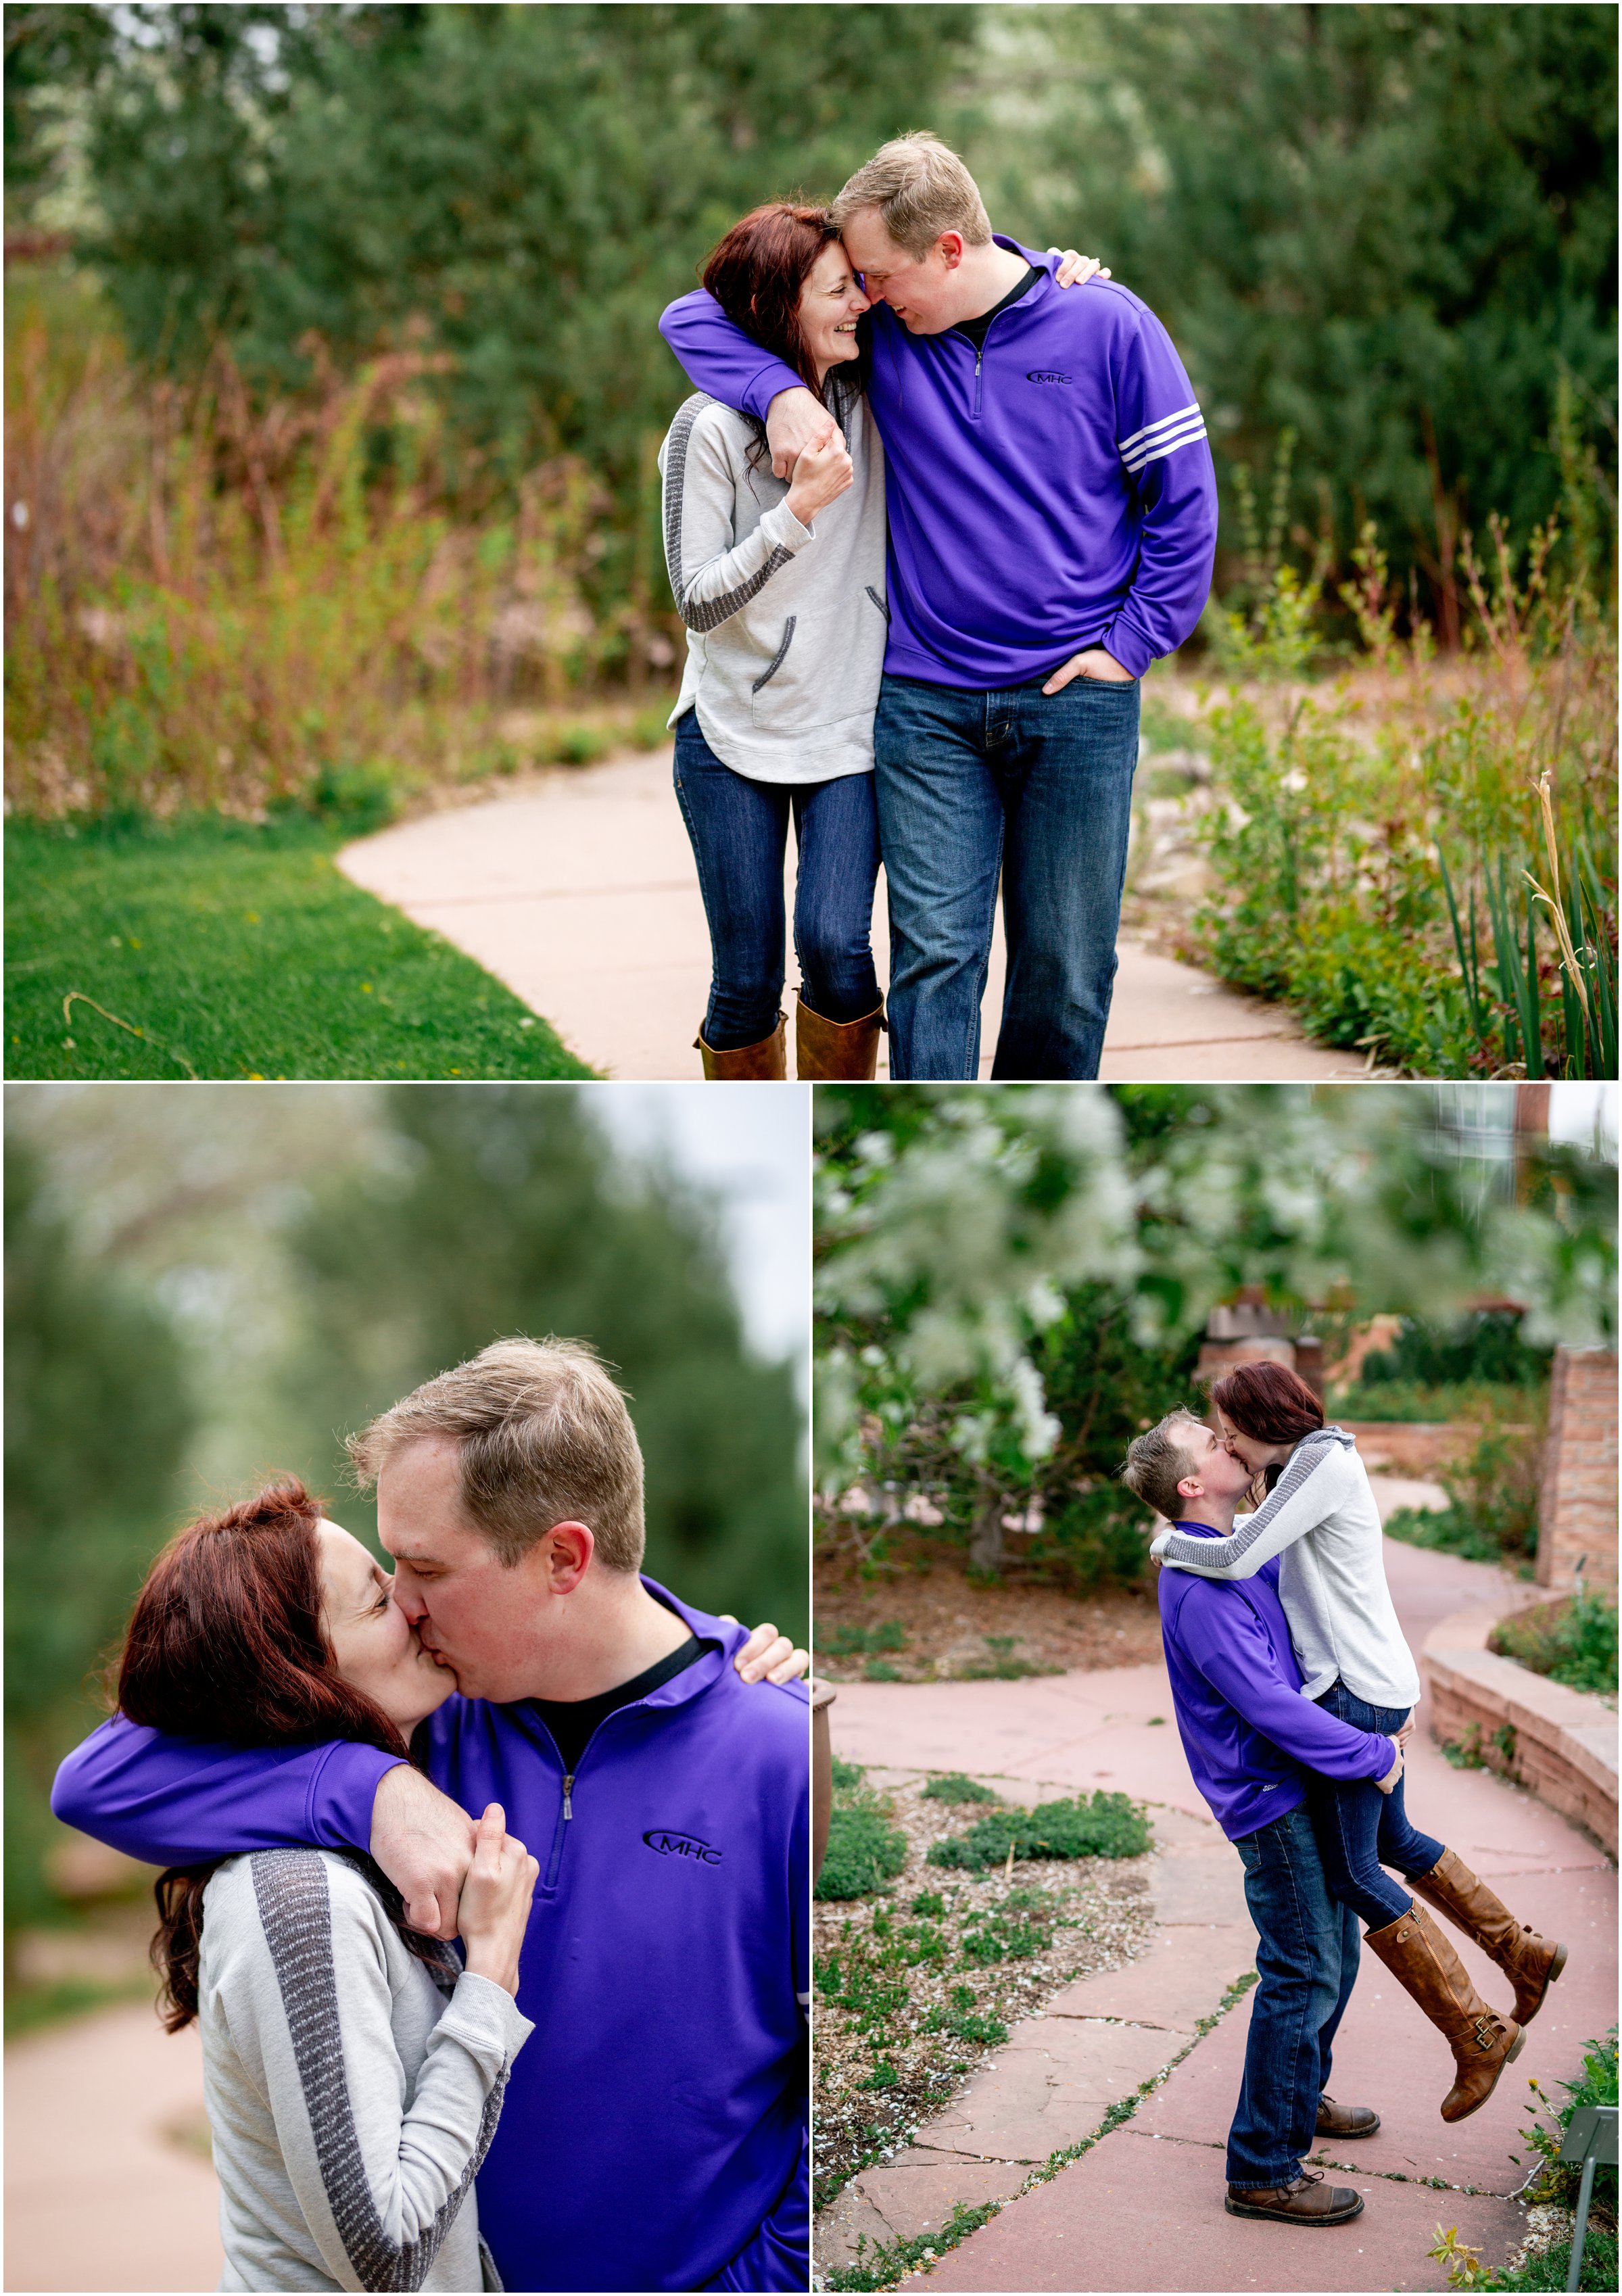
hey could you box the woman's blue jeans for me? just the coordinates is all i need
[1307,1682,1447,1932]
[673,712,880,1052]
[1229,1804,1360,2189]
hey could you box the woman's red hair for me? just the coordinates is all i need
[701,202,844,402]
[1210,1360,1325,1445]
[117,1480,411,2029]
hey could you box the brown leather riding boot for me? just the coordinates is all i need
[794,994,882,1080]
[1225,2170,1364,2226]
[1407,1846,1568,2026]
[694,1015,786,1080]
[1363,1901,1525,2123]
[1316,2095,1381,2138]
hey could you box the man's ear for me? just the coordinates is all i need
[540,1521,594,1594]
[1174,1473,1203,1504]
[936,231,965,270]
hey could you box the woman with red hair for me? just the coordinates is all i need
[1152,1361,1567,2126]
[659,201,884,1080]
[115,1481,538,2291]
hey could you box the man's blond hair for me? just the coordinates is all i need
[1120,1411,1208,1527]
[348,1337,645,1571]
[831,131,991,260]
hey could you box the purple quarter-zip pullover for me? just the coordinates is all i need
[53,1583,808,2293]
[658,237,1218,688]
[1157,1526,1396,1841]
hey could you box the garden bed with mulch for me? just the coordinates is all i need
[813,1535,1163,1685]
[813,1768,1158,2211]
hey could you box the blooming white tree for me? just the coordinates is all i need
[815,1085,1616,1570]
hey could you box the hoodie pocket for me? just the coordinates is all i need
[865,586,890,623]
[751,617,796,697]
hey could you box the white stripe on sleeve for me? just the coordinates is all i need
[1116,402,1201,456]
[1125,416,1208,475]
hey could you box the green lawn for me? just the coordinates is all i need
[5,815,594,1080]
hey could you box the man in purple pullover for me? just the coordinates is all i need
[660,131,1218,1082]
[53,1340,809,2293]
[1123,1410,1407,2230]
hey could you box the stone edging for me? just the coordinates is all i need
[1421,1601,1619,1856]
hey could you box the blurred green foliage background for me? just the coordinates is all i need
[5,1083,807,1930]
[6,1,1615,612]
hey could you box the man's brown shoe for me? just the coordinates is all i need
[1225,2171,1364,2226]
[1363,1900,1525,2122]
[1408,1847,1568,2026]
[1316,2095,1381,2138]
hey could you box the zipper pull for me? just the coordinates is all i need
[975,349,983,376]
[562,1774,574,1819]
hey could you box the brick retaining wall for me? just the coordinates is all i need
[1536,1345,1619,1594]
[1423,1600,1618,1856]
[1341,1420,1492,1476]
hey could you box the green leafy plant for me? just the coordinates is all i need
[1187,487,1616,1079]
[816,1765,909,1905]
[824,2199,1000,2293]
[1383,1413,1546,1566]
[928,1791,1150,1872]
[1479,2032,1621,2289]
[1491,1586,1619,1700]
[1357,1312,1554,1389]
[921,1774,1003,1805]
[817,1619,907,1658]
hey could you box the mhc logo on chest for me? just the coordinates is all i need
[642,1828,723,1863]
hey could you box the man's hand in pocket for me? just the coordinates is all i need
[1042,647,1135,695]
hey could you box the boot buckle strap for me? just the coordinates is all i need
[1472,2017,1498,2052]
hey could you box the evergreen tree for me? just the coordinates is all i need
[279,1084,807,1642]
[974,5,1617,598]
[4,1138,195,1920]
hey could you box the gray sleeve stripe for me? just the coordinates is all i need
[1156,1433,1333,1571]
[251,1851,506,2294]
[662,396,794,631]
[682,546,794,633]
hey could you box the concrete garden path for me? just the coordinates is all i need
[4,2000,220,2291]
[819,1524,1618,2293]
[339,749,1364,1081]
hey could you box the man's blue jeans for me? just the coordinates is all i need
[873,671,1140,1079]
[673,711,880,1051]
[1229,1804,1361,2190]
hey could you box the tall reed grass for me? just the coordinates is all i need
[1191,438,1617,1078]
[4,268,674,820]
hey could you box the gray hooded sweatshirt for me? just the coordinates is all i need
[198,1848,532,2293]
[659,387,888,784]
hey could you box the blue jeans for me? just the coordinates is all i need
[1308,1683,1447,1932]
[1229,1804,1361,2189]
[872,671,1140,1079]
[673,713,880,1052]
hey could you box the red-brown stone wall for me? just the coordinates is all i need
[1536,1346,1619,1593]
